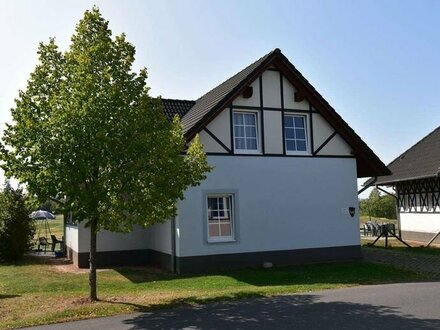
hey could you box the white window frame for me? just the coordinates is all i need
[232,110,262,154]
[206,194,235,243]
[283,113,310,155]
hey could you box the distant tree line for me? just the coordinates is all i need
[359,188,396,220]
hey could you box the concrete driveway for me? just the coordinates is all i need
[25,282,440,330]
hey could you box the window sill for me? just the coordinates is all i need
[207,238,236,244]
[234,150,263,155]
[286,151,311,156]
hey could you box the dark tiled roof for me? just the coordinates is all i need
[181,49,277,134]
[161,98,195,121]
[372,126,440,185]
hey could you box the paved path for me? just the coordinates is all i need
[25,282,440,330]
[362,247,440,278]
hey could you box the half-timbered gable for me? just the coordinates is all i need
[179,48,388,178]
[371,126,440,244]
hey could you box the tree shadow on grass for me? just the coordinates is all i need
[103,291,267,313]
[119,294,440,330]
[114,261,430,287]
[0,294,20,300]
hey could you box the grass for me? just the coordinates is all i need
[0,257,430,329]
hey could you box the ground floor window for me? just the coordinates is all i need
[207,194,234,242]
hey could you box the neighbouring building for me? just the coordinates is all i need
[368,126,440,244]
[65,48,389,272]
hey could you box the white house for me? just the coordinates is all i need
[369,126,440,244]
[65,48,389,272]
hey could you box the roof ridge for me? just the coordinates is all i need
[387,125,440,167]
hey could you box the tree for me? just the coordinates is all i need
[0,183,34,262]
[0,8,210,300]
[359,188,396,220]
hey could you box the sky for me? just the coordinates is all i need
[1,0,440,196]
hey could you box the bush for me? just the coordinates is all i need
[0,184,35,262]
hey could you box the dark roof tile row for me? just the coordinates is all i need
[373,126,440,185]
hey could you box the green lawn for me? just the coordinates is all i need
[0,257,429,329]
[33,215,64,242]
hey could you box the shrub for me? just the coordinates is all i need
[0,184,35,261]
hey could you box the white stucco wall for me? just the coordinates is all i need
[206,108,231,149]
[313,113,334,147]
[400,213,440,233]
[145,221,172,254]
[77,222,150,253]
[177,155,359,257]
[283,76,309,110]
[65,225,79,252]
[233,79,260,107]
[199,130,228,153]
[263,110,283,154]
[262,70,281,108]
[319,134,352,156]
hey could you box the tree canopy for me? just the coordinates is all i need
[0,7,210,299]
[359,188,396,220]
[1,7,209,230]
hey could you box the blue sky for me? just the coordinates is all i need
[1,0,440,193]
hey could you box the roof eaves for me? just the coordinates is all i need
[375,174,439,186]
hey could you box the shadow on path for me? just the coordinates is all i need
[123,294,440,330]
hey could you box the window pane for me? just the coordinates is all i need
[235,137,246,149]
[284,115,294,127]
[294,116,305,128]
[244,113,256,125]
[208,198,217,209]
[286,140,296,151]
[209,224,220,237]
[296,140,307,151]
[224,197,230,211]
[295,128,305,139]
[247,138,257,150]
[285,128,295,139]
[245,126,256,138]
[234,126,245,138]
[220,223,232,236]
[233,113,243,125]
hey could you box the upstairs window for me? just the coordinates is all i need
[233,111,260,153]
[284,115,308,153]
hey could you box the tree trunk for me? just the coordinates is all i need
[89,217,98,301]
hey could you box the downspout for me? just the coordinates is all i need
[170,216,177,274]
